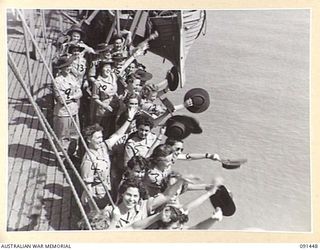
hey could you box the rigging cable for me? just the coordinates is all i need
[16,9,117,208]
[8,52,93,230]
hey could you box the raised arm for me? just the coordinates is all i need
[106,106,138,148]
[148,178,185,212]
[182,177,223,212]
[177,153,221,161]
[145,126,166,157]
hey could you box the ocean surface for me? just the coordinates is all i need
[140,9,310,232]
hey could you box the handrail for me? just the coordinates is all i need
[36,102,100,213]
[16,9,116,208]
[21,10,34,95]
[8,51,93,230]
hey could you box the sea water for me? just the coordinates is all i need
[140,10,310,232]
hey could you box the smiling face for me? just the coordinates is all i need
[114,38,123,51]
[103,51,112,60]
[171,141,184,163]
[122,187,140,209]
[71,31,81,43]
[127,63,136,74]
[128,97,139,110]
[137,125,151,140]
[149,91,158,102]
[87,131,103,150]
[101,64,112,77]
[156,154,174,171]
[127,165,145,181]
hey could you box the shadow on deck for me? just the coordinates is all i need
[7,9,82,231]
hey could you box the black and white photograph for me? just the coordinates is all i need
[6,7,311,234]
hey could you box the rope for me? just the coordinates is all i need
[194,10,207,40]
[8,52,93,230]
[36,103,100,212]
[16,9,116,208]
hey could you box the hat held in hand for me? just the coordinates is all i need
[165,115,202,140]
[209,185,236,217]
[166,66,179,91]
[184,88,210,113]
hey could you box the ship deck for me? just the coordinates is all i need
[7,9,82,231]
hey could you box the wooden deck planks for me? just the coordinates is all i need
[7,15,46,230]
[7,9,82,231]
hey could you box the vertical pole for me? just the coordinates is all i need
[28,9,38,60]
[115,10,120,35]
[58,10,63,32]
[178,10,185,88]
[128,10,143,41]
[41,10,48,46]
[105,18,116,44]
[21,10,34,95]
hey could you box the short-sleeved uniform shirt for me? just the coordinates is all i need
[143,166,172,197]
[71,56,87,82]
[53,73,81,117]
[124,132,158,166]
[140,99,167,118]
[92,74,118,117]
[103,197,154,229]
[81,141,112,199]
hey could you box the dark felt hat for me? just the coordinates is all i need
[184,88,210,113]
[166,66,179,91]
[209,185,236,217]
[67,43,85,53]
[220,159,247,170]
[94,43,113,53]
[134,69,153,82]
[55,55,75,69]
[165,115,202,140]
[66,24,84,37]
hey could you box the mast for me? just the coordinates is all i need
[178,10,186,87]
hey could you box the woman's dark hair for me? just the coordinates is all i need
[82,123,103,139]
[123,92,141,106]
[148,144,174,168]
[165,138,184,146]
[96,61,114,76]
[117,178,148,203]
[150,144,174,159]
[127,156,148,170]
[158,206,189,229]
[136,113,154,129]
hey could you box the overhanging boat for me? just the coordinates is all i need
[81,10,206,87]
